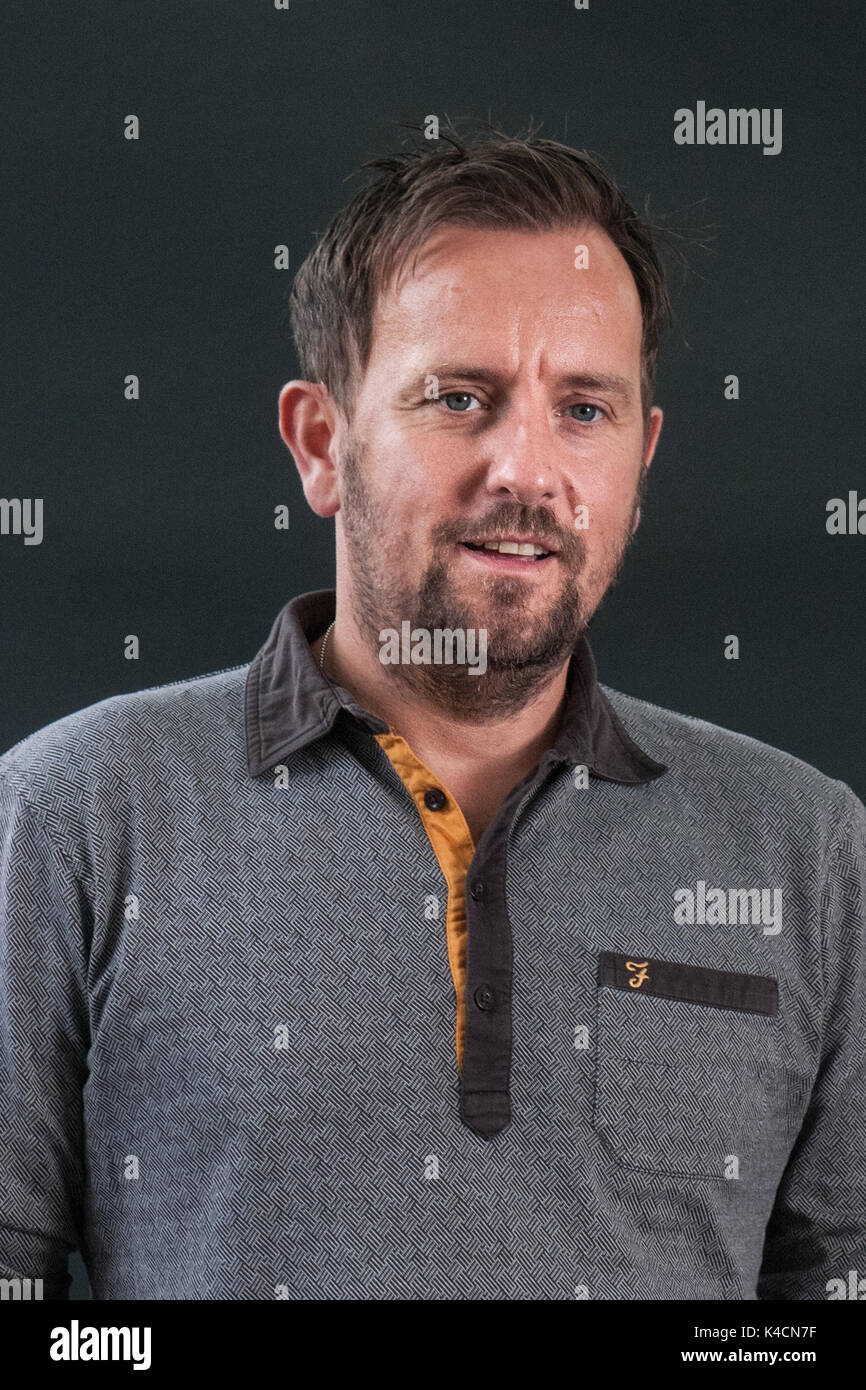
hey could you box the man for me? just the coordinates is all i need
[1,128,864,1301]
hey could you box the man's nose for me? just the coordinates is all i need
[479,398,557,502]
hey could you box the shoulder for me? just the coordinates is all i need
[0,661,251,824]
[601,682,863,838]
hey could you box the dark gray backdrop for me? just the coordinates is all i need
[1,0,863,1299]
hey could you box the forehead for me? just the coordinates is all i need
[368,223,643,367]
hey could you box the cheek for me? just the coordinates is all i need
[575,442,643,521]
[571,476,634,543]
[360,416,452,492]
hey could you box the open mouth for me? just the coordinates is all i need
[461,540,555,563]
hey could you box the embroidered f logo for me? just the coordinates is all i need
[626,960,649,988]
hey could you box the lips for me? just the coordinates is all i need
[462,538,557,558]
[458,542,557,571]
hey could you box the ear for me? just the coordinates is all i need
[631,406,663,534]
[643,405,663,469]
[278,380,344,518]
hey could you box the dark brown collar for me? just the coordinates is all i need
[244,589,668,784]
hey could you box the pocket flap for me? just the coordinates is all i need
[598,952,778,1016]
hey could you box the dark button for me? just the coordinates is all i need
[423,787,447,811]
[474,984,495,1011]
[470,879,486,901]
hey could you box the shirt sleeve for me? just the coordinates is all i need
[0,770,91,1300]
[757,783,866,1299]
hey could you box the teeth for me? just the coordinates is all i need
[479,540,548,556]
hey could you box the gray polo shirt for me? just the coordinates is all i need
[1,587,864,1299]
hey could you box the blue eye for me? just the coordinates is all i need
[569,402,604,423]
[441,392,481,412]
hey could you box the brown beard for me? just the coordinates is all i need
[336,438,645,720]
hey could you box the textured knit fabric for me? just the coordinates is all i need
[1,587,865,1300]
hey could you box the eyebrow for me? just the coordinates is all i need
[397,365,635,405]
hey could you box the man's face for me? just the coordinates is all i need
[331,223,662,716]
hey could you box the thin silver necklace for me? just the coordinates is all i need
[318,620,335,677]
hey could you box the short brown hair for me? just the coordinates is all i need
[289,120,672,427]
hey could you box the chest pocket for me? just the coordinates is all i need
[592,952,779,1179]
